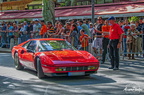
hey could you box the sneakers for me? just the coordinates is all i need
[108,67,119,70]
[108,67,114,69]
[113,67,119,70]
[100,61,105,64]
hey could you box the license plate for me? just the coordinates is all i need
[68,72,85,76]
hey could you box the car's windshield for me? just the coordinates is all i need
[39,40,77,51]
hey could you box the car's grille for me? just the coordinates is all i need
[66,66,88,71]
[61,56,84,60]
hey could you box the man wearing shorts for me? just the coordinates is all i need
[92,16,103,56]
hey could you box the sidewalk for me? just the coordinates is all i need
[0,48,11,53]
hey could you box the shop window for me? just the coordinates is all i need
[10,0,17,1]
[57,0,65,3]
[34,6,39,9]
[77,2,82,5]
[120,0,130,1]
[3,0,7,2]
[114,0,120,2]
[96,0,104,4]
[105,0,113,3]
[39,5,42,9]
[28,6,33,10]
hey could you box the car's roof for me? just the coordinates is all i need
[29,38,65,41]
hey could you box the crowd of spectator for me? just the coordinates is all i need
[0,17,144,59]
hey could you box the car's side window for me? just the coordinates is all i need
[27,41,37,51]
[37,46,42,52]
[22,42,30,48]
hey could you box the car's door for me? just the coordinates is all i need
[21,40,37,69]
[18,41,30,66]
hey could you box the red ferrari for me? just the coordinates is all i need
[12,38,99,78]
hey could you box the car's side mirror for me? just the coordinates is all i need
[27,49,34,53]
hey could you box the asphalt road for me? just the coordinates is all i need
[0,53,144,95]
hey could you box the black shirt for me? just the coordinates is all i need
[137,23,144,37]
[96,24,103,35]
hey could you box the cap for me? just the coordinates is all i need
[33,19,39,21]
[23,21,27,23]
[89,23,93,25]
[47,21,52,24]
[139,18,143,20]
[97,16,103,20]
[108,16,116,20]
[27,22,31,25]
[68,19,73,22]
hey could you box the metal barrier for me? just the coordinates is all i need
[87,34,144,60]
[121,34,144,59]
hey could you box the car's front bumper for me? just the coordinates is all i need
[44,71,97,77]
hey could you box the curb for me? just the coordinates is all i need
[0,51,11,53]
[0,48,11,53]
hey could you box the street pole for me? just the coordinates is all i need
[0,0,2,12]
[91,0,95,24]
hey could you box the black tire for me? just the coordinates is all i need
[85,74,90,76]
[36,58,45,79]
[14,53,24,70]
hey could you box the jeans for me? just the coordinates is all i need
[109,39,119,68]
[8,35,14,47]
[101,38,109,63]
[0,32,7,47]
[123,38,127,54]
[143,38,144,51]
[79,46,89,52]
[21,34,28,43]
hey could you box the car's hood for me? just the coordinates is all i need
[43,50,97,63]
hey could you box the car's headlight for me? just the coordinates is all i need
[56,67,66,71]
[88,66,97,70]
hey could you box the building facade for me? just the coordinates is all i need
[0,0,141,11]
[0,0,32,11]
[57,0,139,6]
[0,0,143,20]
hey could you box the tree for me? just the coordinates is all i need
[42,0,55,24]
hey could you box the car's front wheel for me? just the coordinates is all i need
[36,58,45,79]
[14,53,24,70]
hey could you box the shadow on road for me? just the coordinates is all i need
[0,75,48,95]
[22,68,116,86]
[0,75,122,95]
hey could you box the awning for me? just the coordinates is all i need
[20,11,42,18]
[0,9,42,20]
[0,12,27,20]
[0,2,144,20]
[55,3,144,17]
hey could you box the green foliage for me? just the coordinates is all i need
[128,16,139,22]
[19,18,30,23]
[60,3,66,7]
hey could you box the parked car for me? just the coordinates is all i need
[12,38,99,78]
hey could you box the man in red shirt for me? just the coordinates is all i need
[108,16,124,70]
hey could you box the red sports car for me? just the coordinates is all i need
[12,38,99,78]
